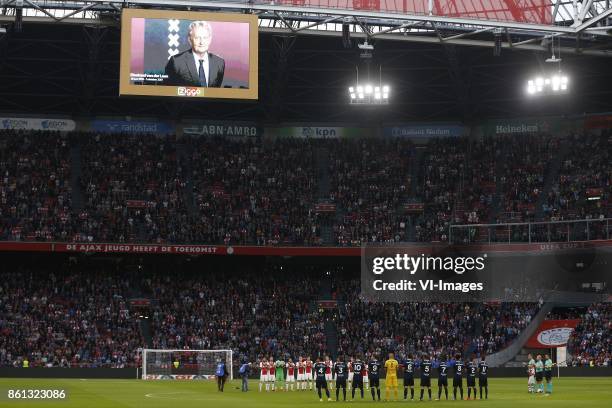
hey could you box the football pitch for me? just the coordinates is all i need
[0,377,611,408]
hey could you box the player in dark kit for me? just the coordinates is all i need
[451,353,464,400]
[368,356,382,401]
[478,356,488,399]
[466,355,478,400]
[314,357,331,402]
[402,354,415,400]
[351,357,365,400]
[333,357,348,401]
[419,354,432,401]
[436,355,449,400]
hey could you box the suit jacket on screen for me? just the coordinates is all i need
[164,50,225,88]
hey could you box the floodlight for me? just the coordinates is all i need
[526,73,569,96]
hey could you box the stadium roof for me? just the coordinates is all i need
[1,1,611,56]
[0,1,610,122]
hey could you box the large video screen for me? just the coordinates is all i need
[120,9,258,100]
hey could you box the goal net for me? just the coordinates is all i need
[141,349,233,380]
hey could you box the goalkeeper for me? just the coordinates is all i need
[275,358,285,391]
[384,352,399,401]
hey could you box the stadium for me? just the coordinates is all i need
[0,0,611,407]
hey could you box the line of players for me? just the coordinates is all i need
[259,353,489,401]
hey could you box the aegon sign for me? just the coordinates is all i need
[0,117,76,131]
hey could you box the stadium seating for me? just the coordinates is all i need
[0,130,610,246]
[186,137,321,245]
[336,280,538,359]
[566,303,611,367]
[0,131,72,242]
[1,261,609,368]
[148,268,325,362]
[545,133,610,222]
[78,133,188,243]
[0,267,143,368]
[328,139,412,245]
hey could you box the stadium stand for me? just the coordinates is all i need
[0,267,143,368]
[148,268,325,362]
[78,133,187,244]
[565,303,611,367]
[0,129,609,372]
[186,137,321,246]
[545,133,611,222]
[328,138,412,245]
[0,257,564,368]
[0,130,72,242]
[336,279,539,359]
[1,130,610,246]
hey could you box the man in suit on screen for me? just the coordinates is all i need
[164,20,225,87]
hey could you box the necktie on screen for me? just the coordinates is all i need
[198,59,207,87]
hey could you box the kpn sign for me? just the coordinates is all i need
[269,126,370,138]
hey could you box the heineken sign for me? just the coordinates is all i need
[485,116,582,136]
[494,121,549,134]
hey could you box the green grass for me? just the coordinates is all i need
[0,377,611,408]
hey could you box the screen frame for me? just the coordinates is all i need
[119,8,258,100]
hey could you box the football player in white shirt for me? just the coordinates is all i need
[268,357,276,391]
[297,357,306,390]
[325,355,334,390]
[306,356,314,390]
[348,357,354,392]
[259,358,269,392]
[286,358,296,391]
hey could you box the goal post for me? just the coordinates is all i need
[141,349,233,380]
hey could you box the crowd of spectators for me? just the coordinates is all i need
[460,138,496,225]
[335,279,538,360]
[566,303,611,367]
[0,267,143,368]
[544,132,611,223]
[186,137,321,246]
[0,130,72,242]
[78,133,188,244]
[148,267,325,363]
[414,138,466,242]
[1,261,610,369]
[497,134,557,223]
[470,302,537,355]
[0,263,326,368]
[327,139,412,245]
[0,130,609,246]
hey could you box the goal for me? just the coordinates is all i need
[141,349,233,380]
